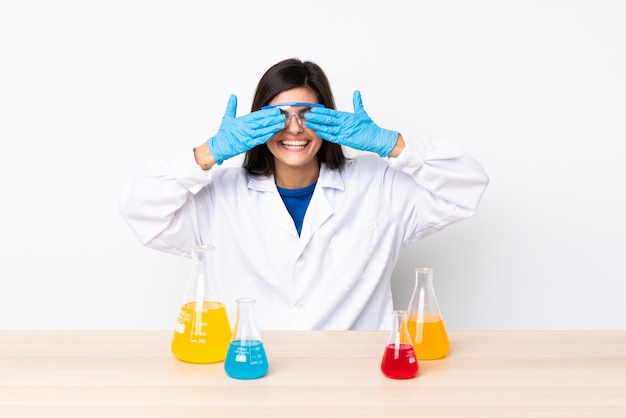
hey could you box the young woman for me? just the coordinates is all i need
[119,58,489,330]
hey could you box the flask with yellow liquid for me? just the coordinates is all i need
[171,245,232,363]
[406,268,450,360]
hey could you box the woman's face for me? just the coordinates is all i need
[265,87,323,173]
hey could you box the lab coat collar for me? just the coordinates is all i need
[318,162,346,191]
[246,163,345,192]
[246,163,344,243]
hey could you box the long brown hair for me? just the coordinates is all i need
[243,58,346,175]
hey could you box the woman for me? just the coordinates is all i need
[119,58,489,330]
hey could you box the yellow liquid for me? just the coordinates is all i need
[171,301,232,363]
[407,314,450,360]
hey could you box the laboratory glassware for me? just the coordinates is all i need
[380,310,419,379]
[224,297,269,379]
[171,245,232,363]
[406,268,450,360]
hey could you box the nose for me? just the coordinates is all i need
[285,113,304,133]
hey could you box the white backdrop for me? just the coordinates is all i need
[1,0,624,330]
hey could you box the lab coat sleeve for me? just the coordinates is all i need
[118,150,213,257]
[387,135,489,241]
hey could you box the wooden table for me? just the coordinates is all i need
[1,330,625,417]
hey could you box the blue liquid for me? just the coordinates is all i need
[224,340,269,379]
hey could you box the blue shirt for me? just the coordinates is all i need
[276,182,317,236]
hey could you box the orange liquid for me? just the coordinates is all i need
[171,301,232,363]
[407,314,450,360]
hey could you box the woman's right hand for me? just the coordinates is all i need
[207,95,286,165]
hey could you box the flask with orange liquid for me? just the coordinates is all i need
[171,245,232,363]
[406,268,450,360]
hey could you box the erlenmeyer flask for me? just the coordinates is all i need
[224,297,269,379]
[171,245,232,363]
[406,268,450,360]
[380,310,418,379]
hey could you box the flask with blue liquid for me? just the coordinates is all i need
[224,297,269,379]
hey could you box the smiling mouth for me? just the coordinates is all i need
[280,140,309,150]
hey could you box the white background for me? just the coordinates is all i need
[1,0,624,330]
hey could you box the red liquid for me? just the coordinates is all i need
[380,343,419,379]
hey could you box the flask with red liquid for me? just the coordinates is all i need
[380,310,418,379]
[406,268,450,360]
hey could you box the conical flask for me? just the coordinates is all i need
[406,268,450,360]
[224,297,269,379]
[171,245,232,363]
[380,310,418,379]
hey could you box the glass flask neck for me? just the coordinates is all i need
[391,310,405,332]
[233,297,262,341]
[407,267,442,318]
[190,244,214,267]
[387,310,412,345]
[415,268,434,289]
[184,245,222,303]
[236,298,256,319]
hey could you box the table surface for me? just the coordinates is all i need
[1,330,625,417]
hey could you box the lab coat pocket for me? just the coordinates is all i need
[330,223,379,289]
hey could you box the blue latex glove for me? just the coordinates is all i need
[304,90,398,157]
[207,95,286,165]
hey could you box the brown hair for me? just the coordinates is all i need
[243,58,346,175]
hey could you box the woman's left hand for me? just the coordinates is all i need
[304,90,398,157]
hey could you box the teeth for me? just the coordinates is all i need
[281,140,307,146]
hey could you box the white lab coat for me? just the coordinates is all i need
[119,135,488,330]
